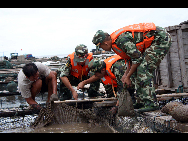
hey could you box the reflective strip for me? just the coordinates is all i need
[106,70,111,76]
[101,77,106,82]
[85,59,89,66]
[73,59,77,66]
[108,58,115,62]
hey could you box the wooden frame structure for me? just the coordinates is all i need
[157,20,188,92]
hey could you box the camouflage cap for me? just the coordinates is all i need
[74,44,88,62]
[92,30,106,50]
[88,58,103,72]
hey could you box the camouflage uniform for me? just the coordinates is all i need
[88,57,135,101]
[58,44,100,100]
[92,26,172,108]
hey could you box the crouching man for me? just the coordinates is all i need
[77,55,135,114]
[18,62,58,110]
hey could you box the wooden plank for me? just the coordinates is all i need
[0,92,21,97]
[177,28,188,87]
[156,93,188,97]
[54,97,118,104]
[181,24,188,30]
[0,109,39,117]
[166,51,173,88]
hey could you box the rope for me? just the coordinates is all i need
[111,79,117,98]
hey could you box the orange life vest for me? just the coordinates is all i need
[101,55,125,87]
[68,52,93,79]
[111,23,156,60]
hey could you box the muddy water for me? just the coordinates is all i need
[0,93,114,133]
[1,123,113,133]
[32,122,113,133]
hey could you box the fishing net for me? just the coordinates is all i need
[118,89,135,117]
[30,101,116,129]
[30,100,180,133]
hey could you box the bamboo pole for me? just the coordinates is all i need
[156,93,188,98]
[156,93,188,101]
[54,97,118,104]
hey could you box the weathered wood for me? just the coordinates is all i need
[181,24,188,30]
[54,97,118,104]
[0,92,21,97]
[177,28,188,87]
[93,101,117,107]
[156,93,188,98]
[166,51,173,88]
[0,109,39,117]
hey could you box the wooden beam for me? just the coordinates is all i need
[0,92,21,97]
[166,50,173,88]
[156,93,188,97]
[177,28,188,87]
[54,97,118,104]
[0,109,39,117]
[156,93,188,101]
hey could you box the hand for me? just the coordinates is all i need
[121,73,127,83]
[72,90,78,100]
[122,76,132,88]
[110,106,118,115]
[77,82,85,90]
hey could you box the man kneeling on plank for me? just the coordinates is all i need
[18,62,58,111]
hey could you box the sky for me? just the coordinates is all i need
[0,8,188,58]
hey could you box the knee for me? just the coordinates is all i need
[51,71,57,77]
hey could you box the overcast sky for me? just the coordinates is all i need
[0,8,188,58]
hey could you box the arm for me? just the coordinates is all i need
[121,60,131,82]
[60,76,75,92]
[123,63,140,87]
[60,76,78,100]
[77,75,100,90]
[126,63,140,78]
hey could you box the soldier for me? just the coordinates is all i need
[77,55,135,114]
[58,44,101,100]
[18,62,58,110]
[92,23,172,112]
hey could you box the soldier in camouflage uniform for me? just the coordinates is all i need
[92,23,172,112]
[77,56,136,113]
[58,44,100,100]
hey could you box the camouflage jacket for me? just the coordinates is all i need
[114,29,158,64]
[110,59,126,95]
[58,56,72,78]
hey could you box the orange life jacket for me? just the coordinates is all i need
[68,52,93,79]
[111,23,156,60]
[101,55,125,87]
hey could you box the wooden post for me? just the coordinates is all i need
[166,50,173,88]
[177,27,188,87]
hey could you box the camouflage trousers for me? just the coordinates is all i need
[59,75,100,100]
[133,26,172,107]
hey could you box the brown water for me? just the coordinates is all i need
[0,121,113,133]
[32,122,113,133]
